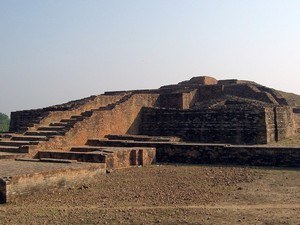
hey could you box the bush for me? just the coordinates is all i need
[0,113,10,132]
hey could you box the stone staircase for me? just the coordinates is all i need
[10,95,99,133]
[0,93,135,161]
[0,136,34,160]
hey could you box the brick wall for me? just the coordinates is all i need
[265,107,296,142]
[139,106,268,144]
[10,109,49,133]
[191,84,282,107]
[0,163,106,203]
[10,94,124,133]
[156,143,300,167]
[33,93,159,152]
[29,94,124,131]
[87,140,300,167]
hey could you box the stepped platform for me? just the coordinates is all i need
[60,118,84,123]
[0,140,38,147]
[12,135,49,142]
[37,146,156,169]
[0,160,106,203]
[70,146,108,152]
[38,150,106,164]
[0,133,14,139]
[0,145,28,154]
[70,115,86,120]
[86,138,300,167]
[37,126,67,131]
[25,131,65,136]
[105,134,181,142]
[49,122,71,127]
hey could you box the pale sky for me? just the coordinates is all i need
[1,0,299,116]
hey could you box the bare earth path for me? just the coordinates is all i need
[0,165,299,224]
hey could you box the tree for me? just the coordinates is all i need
[0,113,10,132]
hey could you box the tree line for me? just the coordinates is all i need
[0,112,10,132]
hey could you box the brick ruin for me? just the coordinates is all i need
[0,76,300,202]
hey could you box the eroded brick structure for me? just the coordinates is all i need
[1,75,300,203]
[7,76,300,149]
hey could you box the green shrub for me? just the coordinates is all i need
[0,113,10,132]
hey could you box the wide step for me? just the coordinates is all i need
[49,122,74,127]
[0,145,28,153]
[70,115,85,120]
[0,133,14,138]
[0,140,38,147]
[25,131,65,136]
[60,117,85,123]
[70,146,106,152]
[86,139,154,148]
[60,118,80,123]
[37,126,67,131]
[105,134,181,142]
[38,151,106,163]
[12,135,49,141]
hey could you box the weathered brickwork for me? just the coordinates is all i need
[10,94,125,133]
[140,105,296,144]
[86,139,300,167]
[0,162,106,203]
[9,109,49,133]
[1,76,299,204]
[265,107,296,142]
[139,106,268,144]
[293,108,300,130]
[28,94,124,131]
[156,144,300,167]
[32,93,159,152]
[8,76,300,153]
[37,147,156,170]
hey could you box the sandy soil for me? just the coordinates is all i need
[0,164,299,225]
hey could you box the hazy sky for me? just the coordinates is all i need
[1,0,299,116]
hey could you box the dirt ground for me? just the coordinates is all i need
[0,164,299,225]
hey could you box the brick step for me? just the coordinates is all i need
[0,133,14,138]
[37,126,67,131]
[0,140,38,147]
[25,131,65,136]
[49,122,75,127]
[70,115,86,120]
[0,145,28,153]
[37,151,106,163]
[86,139,153,148]
[60,118,82,123]
[39,158,77,163]
[0,152,28,160]
[70,146,108,152]
[12,135,49,142]
[94,105,114,111]
[81,111,93,117]
[105,134,181,142]
[71,115,84,119]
